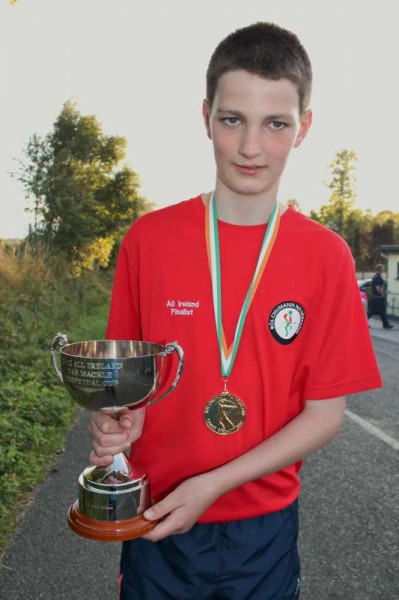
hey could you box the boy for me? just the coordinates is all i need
[89,22,382,599]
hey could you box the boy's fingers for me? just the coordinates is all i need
[88,408,146,466]
[91,434,130,454]
[89,449,114,467]
[143,497,177,522]
[142,509,192,542]
[115,407,145,429]
[118,413,136,429]
[89,419,130,447]
[143,519,175,542]
[90,413,125,435]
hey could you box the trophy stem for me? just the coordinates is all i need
[87,452,132,484]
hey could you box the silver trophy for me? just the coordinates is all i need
[50,333,184,542]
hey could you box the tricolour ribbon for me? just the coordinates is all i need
[205,191,281,377]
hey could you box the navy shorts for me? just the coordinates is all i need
[119,500,300,599]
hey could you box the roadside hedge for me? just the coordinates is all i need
[0,242,112,553]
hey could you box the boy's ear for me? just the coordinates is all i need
[202,100,212,139]
[294,109,313,148]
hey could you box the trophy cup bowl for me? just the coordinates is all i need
[50,333,184,542]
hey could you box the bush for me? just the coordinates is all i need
[0,240,112,551]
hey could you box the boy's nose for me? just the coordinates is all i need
[238,126,263,158]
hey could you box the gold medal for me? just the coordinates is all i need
[204,390,246,435]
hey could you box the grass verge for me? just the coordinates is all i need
[0,241,113,555]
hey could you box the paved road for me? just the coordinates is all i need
[1,317,398,599]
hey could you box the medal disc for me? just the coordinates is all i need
[204,391,246,435]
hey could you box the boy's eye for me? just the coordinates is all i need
[269,120,286,130]
[222,116,241,126]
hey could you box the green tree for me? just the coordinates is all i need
[286,199,301,212]
[311,150,399,270]
[372,210,399,238]
[17,100,152,269]
[314,149,358,237]
[311,149,367,263]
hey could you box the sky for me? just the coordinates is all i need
[1,0,398,238]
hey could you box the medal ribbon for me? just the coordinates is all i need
[205,192,281,377]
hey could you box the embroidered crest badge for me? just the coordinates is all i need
[269,301,305,345]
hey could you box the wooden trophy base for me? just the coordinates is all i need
[67,501,157,542]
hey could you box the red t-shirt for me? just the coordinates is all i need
[106,196,382,522]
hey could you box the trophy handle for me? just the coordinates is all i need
[50,332,69,383]
[147,341,184,406]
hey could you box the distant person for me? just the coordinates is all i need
[367,264,394,329]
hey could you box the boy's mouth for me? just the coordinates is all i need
[235,164,264,175]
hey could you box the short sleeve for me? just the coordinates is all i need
[106,230,142,340]
[305,245,382,399]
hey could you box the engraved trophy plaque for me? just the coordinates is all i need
[50,333,184,542]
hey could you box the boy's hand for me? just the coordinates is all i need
[142,473,220,542]
[88,407,146,466]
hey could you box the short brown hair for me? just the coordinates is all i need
[206,22,312,114]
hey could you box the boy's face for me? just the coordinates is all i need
[203,70,312,202]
